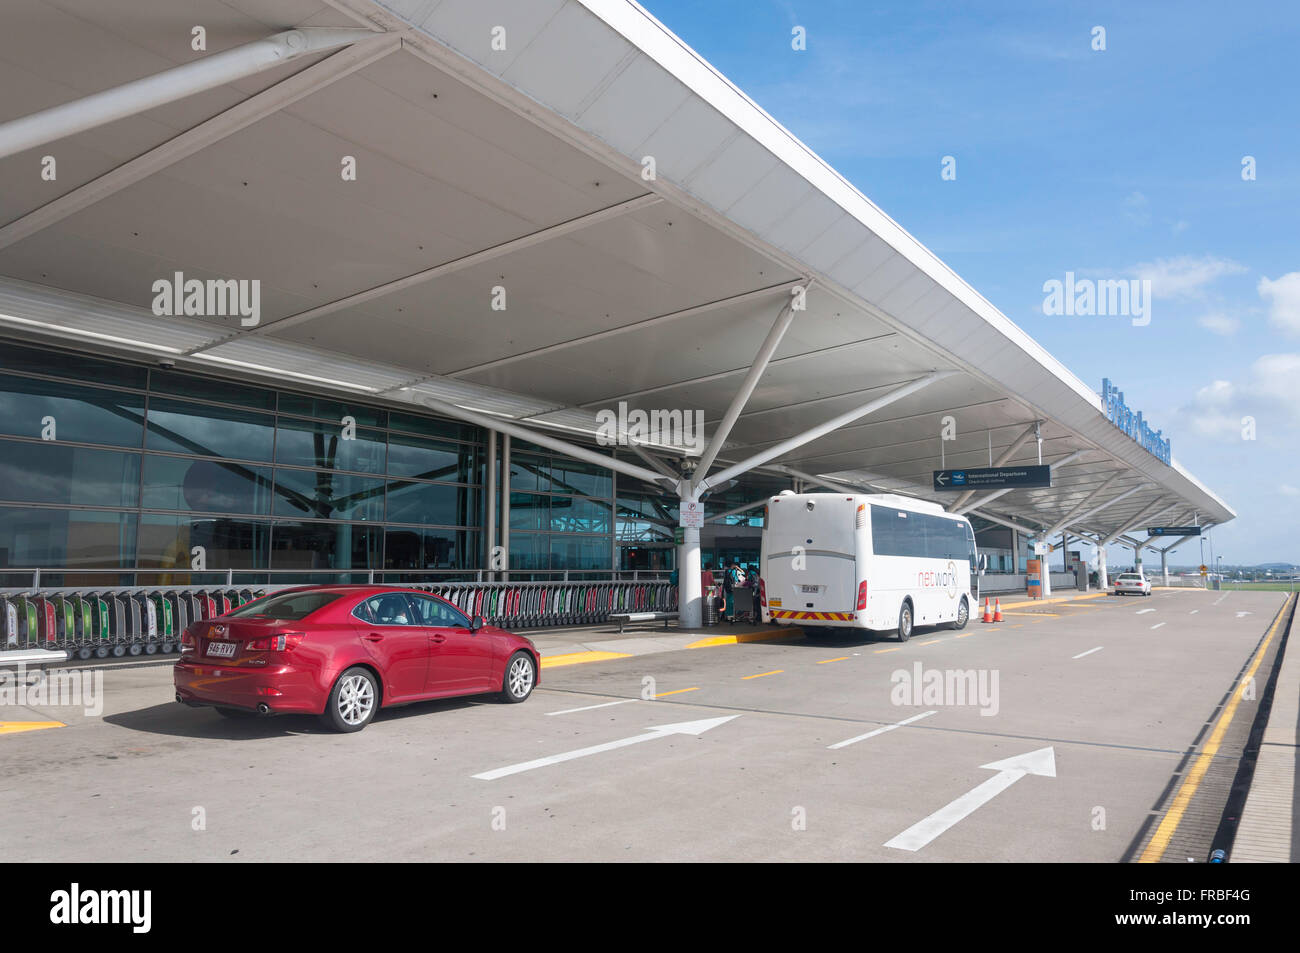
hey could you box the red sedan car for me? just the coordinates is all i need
[174,586,540,732]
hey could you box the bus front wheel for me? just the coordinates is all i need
[896,601,913,642]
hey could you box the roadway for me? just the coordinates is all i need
[0,588,1285,862]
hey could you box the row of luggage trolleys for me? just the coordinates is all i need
[411,582,678,630]
[0,582,678,660]
[1,589,264,659]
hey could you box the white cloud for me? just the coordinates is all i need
[1123,192,1151,226]
[1129,255,1247,299]
[1197,313,1239,335]
[1176,356,1300,440]
[1258,272,1300,334]
[1280,485,1300,497]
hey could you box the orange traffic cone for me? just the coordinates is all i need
[993,599,1003,622]
[981,598,993,623]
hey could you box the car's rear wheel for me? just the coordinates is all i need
[322,666,378,732]
[501,651,536,704]
[896,601,913,642]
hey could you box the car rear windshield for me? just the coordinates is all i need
[1118,574,1143,581]
[225,591,344,621]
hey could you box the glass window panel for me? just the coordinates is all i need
[507,532,549,572]
[0,438,139,507]
[549,496,610,533]
[387,432,475,482]
[0,372,144,447]
[0,506,137,569]
[540,458,612,497]
[385,481,479,527]
[145,396,274,461]
[384,527,479,572]
[270,521,381,571]
[278,393,387,428]
[0,342,147,388]
[275,418,386,473]
[150,370,274,409]
[137,515,270,571]
[508,454,547,492]
[507,492,548,531]
[142,456,271,514]
[387,411,479,442]
[549,535,611,571]
[273,469,384,522]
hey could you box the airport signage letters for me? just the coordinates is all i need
[1147,526,1201,536]
[1102,378,1172,465]
[932,465,1051,491]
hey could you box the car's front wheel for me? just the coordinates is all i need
[322,666,378,732]
[501,651,536,704]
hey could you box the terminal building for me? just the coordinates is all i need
[0,0,1234,637]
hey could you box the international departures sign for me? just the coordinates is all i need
[1101,379,1171,464]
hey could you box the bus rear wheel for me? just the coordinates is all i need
[896,601,913,642]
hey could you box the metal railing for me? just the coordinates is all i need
[1,567,672,588]
[0,579,679,660]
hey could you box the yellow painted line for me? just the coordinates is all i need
[874,646,902,654]
[687,629,802,649]
[541,651,632,669]
[916,639,941,646]
[817,656,850,664]
[741,670,783,680]
[0,721,64,735]
[1139,594,1294,863]
[1001,611,1060,617]
[997,592,1109,611]
[955,632,977,638]
[654,687,700,698]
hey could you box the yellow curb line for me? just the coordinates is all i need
[1139,594,1294,863]
[0,721,65,735]
[686,629,804,649]
[541,651,633,669]
[997,592,1109,611]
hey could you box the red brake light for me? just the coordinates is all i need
[180,629,195,651]
[245,633,305,652]
[856,580,869,611]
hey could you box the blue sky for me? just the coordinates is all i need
[643,0,1300,565]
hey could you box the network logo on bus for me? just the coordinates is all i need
[917,561,960,599]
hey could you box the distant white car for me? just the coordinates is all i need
[1113,573,1152,596]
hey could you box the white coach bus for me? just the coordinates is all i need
[760,491,983,641]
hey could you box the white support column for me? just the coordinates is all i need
[485,429,498,581]
[678,488,703,628]
[500,434,511,581]
[1096,545,1108,589]
[0,29,378,160]
[1160,548,1169,586]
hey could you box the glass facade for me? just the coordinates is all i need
[506,446,614,578]
[0,341,484,586]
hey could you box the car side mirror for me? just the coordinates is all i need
[471,615,484,631]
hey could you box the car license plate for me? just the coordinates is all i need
[800,584,820,594]
[207,641,237,658]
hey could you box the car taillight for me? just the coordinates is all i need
[758,578,767,607]
[856,580,869,611]
[245,633,305,652]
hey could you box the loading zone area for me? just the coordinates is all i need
[0,588,1286,862]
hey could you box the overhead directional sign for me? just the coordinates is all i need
[932,465,1051,492]
[472,715,739,780]
[885,747,1057,852]
[1147,526,1201,536]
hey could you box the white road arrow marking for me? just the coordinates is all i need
[884,747,1056,852]
[473,715,739,780]
[1137,608,1156,615]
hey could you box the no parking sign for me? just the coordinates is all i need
[679,501,705,528]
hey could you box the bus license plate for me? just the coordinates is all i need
[800,585,820,594]
[207,641,237,658]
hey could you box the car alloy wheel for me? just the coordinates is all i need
[502,652,536,703]
[337,673,375,726]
